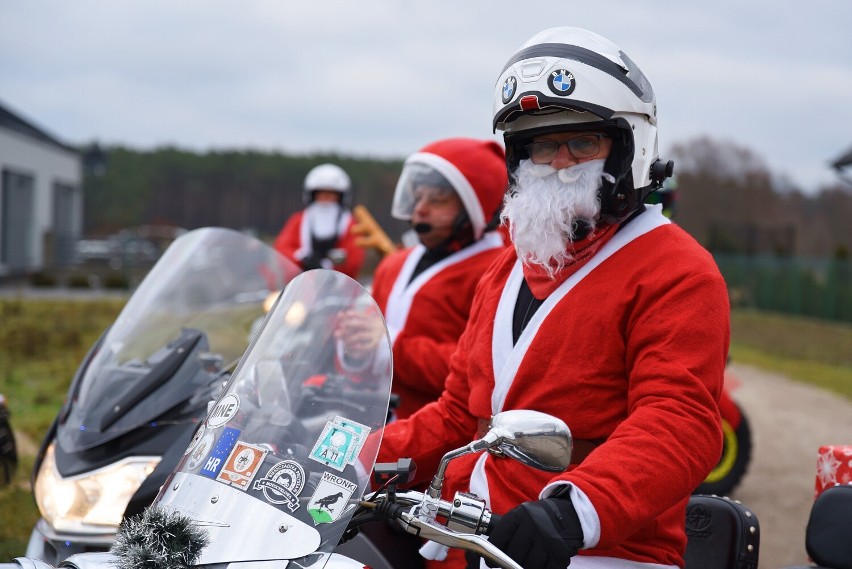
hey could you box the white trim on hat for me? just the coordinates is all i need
[405,152,486,239]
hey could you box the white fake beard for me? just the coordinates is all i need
[307,201,342,239]
[501,158,614,278]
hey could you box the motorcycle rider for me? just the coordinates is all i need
[274,163,365,279]
[375,27,729,569]
[337,138,508,420]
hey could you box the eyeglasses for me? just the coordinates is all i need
[412,185,458,207]
[524,134,610,164]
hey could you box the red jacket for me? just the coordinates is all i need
[274,208,364,280]
[371,232,506,419]
[377,207,729,567]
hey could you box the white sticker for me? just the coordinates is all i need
[207,393,241,428]
[307,471,358,524]
[186,431,216,471]
[184,424,206,456]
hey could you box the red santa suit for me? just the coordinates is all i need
[274,205,364,280]
[371,231,506,419]
[377,205,729,568]
[373,137,509,420]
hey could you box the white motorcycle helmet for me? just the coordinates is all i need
[303,163,352,205]
[493,27,673,222]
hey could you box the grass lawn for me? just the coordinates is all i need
[1,297,125,560]
[729,309,852,400]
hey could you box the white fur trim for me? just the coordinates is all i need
[419,540,449,561]
[406,152,487,239]
[540,482,601,549]
[469,452,491,508]
[295,206,352,260]
[384,232,504,345]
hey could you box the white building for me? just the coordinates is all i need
[0,100,82,277]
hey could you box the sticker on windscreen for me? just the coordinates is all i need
[333,416,371,464]
[186,430,215,471]
[200,426,241,479]
[253,459,305,512]
[309,417,369,472]
[184,424,206,456]
[207,393,240,428]
[307,471,358,524]
[217,441,268,490]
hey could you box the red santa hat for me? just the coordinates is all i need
[401,138,508,239]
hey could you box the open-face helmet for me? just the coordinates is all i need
[303,163,352,205]
[391,138,508,241]
[492,27,673,222]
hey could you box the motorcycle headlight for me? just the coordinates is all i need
[34,442,160,534]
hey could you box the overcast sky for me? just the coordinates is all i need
[2,1,850,194]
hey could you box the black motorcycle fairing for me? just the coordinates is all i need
[96,329,203,432]
[58,326,110,426]
[124,422,200,518]
[56,329,217,453]
[53,418,192,478]
[30,326,110,486]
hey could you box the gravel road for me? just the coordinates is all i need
[725,362,852,568]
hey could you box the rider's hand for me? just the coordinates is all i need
[334,310,384,363]
[299,254,323,271]
[486,493,584,569]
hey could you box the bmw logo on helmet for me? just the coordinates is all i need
[547,69,576,96]
[501,76,517,104]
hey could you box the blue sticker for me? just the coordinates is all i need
[547,69,576,96]
[200,427,241,479]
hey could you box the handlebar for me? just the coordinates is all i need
[484,512,501,535]
[355,489,518,569]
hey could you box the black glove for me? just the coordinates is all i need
[299,254,324,271]
[485,493,584,569]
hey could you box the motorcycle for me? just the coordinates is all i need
[0,393,17,486]
[7,269,762,569]
[695,370,752,496]
[24,227,298,565]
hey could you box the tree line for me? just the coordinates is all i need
[82,137,852,260]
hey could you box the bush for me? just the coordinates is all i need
[29,272,57,287]
[67,273,93,288]
[103,273,130,289]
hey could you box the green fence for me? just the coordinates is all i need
[714,254,852,323]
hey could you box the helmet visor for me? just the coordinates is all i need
[391,163,456,221]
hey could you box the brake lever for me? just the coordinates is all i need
[395,510,521,569]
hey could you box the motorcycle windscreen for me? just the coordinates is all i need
[57,227,299,453]
[154,269,393,565]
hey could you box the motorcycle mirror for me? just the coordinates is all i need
[482,410,573,473]
[425,410,572,506]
